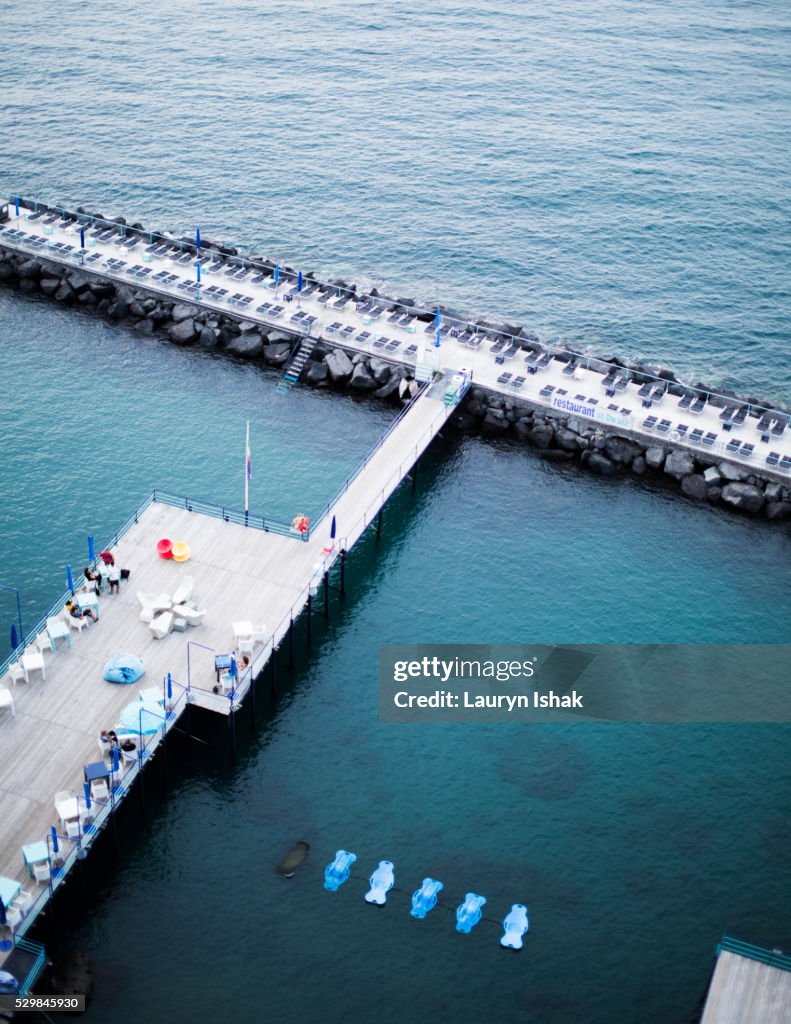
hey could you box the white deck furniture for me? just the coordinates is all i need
[66,611,88,634]
[171,576,194,606]
[35,632,53,655]
[172,604,205,626]
[232,620,253,644]
[21,650,45,683]
[32,862,51,883]
[91,778,109,801]
[6,662,25,686]
[0,687,15,718]
[137,591,172,614]
[76,592,99,619]
[150,611,174,639]
[46,616,72,650]
[54,794,80,824]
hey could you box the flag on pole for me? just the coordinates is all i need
[245,421,251,513]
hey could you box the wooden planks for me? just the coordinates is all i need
[701,950,791,1024]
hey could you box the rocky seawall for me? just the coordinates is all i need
[1,231,789,523]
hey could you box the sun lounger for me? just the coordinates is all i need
[678,394,693,410]
[150,611,174,640]
[741,443,754,458]
[690,396,707,414]
[512,376,525,390]
[690,428,704,444]
[137,592,172,614]
[171,605,205,626]
[702,432,717,447]
[385,339,400,352]
[497,372,512,385]
[643,416,658,430]
[539,385,555,398]
[780,455,791,471]
[732,407,748,426]
[326,322,342,335]
[356,330,372,343]
[373,336,388,349]
[340,325,355,339]
[562,361,578,377]
[489,339,505,354]
[766,451,780,467]
[657,419,672,434]
[405,344,417,357]
[725,438,741,455]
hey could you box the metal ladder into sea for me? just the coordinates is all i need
[276,335,319,393]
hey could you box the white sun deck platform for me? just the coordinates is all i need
[0,374,459,969]
[2,202,790,483]
[701,940,791,1024]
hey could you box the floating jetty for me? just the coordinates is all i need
[0,370,466,990]
[1,197,791,522]
[701,936,791,1024]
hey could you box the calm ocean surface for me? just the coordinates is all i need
[0,2,790,1022]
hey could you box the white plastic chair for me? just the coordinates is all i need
[0,687,15,718]
[12,890,33,915]
[91,778,109,801]
[79,798,95,825]
[67,612,88,634]
[7,662,25,686]
[65,819,81,839]
[238,636,254,656]
[36,632,53,655]
[33,862,51,883]
[4,905,21,931]
[250,623,267,642]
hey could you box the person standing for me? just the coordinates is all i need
[107,563,120,594]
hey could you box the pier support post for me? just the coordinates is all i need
[323,572,329,618]
[250,674,257,728]
[229,710,236,758]
[340,549,346,597]
[270,651,277,697]
[376,509,383,541]
[306,594,312,646]
[411,462,418,492]
[288,618,295,670]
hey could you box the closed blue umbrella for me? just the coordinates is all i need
[66,565,75,593]
[88,536,95,563]
[196,227,201,250]
[330,515,336,540]
[435,328,441,348]
[80,226,85,248]
[197,261,201,284]
[434,307,441,329]
[0,894,9,951]
[166,672,173,701]
[50,824,59,855]
[14,197,19,217]
[274,264,280,286]
[83,781,91,811]
[10,624,18,653]
[297,271,303,293]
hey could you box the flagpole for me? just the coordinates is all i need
[245,421,250,514]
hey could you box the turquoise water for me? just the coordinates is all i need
[1,1,790,1021]
[1,290,790,1024]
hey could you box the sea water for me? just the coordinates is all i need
[0,2,790,1022]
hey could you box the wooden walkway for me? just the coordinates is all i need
[701,943,791,1024]
[0,374,459,971]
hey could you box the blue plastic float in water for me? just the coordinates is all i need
[365,860,395,905]
[455,893,487,933]
[500,904,529,949]
[103,654,145,684]
[323,850,357,892]
[410,877,444,919]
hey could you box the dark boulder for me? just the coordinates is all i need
[539,449,575,463]
[17,259,41,280]
[604,436,644,466]
[645,446,666,470]
[197,326,217,348]
[721,482,765,514]
[65,271,91,294]
[481,408,510,436]
[766,501,791,521]
[39,277,61,296]
[108,298,128,321]
[305,361,329,386]
[135,319,155,336]
[171,303,198,323]
[168,318,197,345]
[226,332,264,359]
[664,449,696,480]
[526,422,554,448]
[0,260,16,281]
[88,279,115,299]
[587,453,616,475]
[554,427,582,452]
[262,342,292,366]
[367,358,392,385]
[349,362,378,392]
[681,474,708,500]
[54,282,75,303]
[632,456,647,475]
[325,349,354,384]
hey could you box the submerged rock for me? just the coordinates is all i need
[277,841,310,878]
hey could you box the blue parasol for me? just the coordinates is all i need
[297,271,303,293]
[10,624,18,653]
[196,227,201,250]
[330,515,336,540]
[66,565,75,592]
[14,197,19,217]
[434,307,441,329]
[50,824,59,855]
[197,261,201,284]
[166,672,173,701]
[274,264,280,287]
[83,781,91,811]
[435,328,441,348]
[88,536,95,562]
[80,226,85,248]
[119,699,163,735]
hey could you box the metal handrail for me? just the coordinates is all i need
[717,935,791,972]
[12,937,47,995]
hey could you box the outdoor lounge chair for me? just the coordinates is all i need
[766,452,780,467]
[171,605,205,626]
[725,439,741,455]
[643,416,658,430]
[780,455,791,471]
[678,394,693,410]
[33,862,51,883]
[91,778,109,801]
[171,577,194,607]
[150,611,174,640]
[657,419,672,434]
[137,592,172,614]
[741,443,754,458]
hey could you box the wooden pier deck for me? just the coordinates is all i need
[2,202,791,482]
[0,374,459,973]
[701,939,791,1024]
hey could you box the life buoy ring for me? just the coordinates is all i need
[291,514,310,535]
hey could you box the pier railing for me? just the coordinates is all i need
[0,490,302,682]
[717,935,791,972]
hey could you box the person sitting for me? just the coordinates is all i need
[84,566,101,594]
[66,599,97,623]
[107,564,120,594]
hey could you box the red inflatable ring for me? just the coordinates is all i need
[157,538,173,559]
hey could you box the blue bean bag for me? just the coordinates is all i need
[103,654,145,684]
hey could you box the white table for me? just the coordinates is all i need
[232,620,253,644]
[76,593,99,620]
[55,797,80,823]
[47,618,71,650]
[21,650,45,683]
